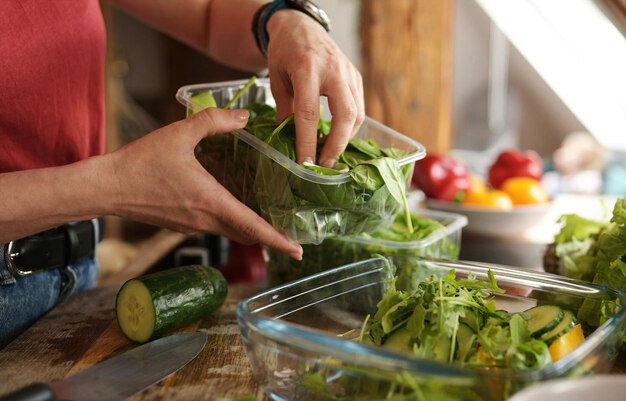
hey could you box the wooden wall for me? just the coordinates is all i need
[361,0,455,154]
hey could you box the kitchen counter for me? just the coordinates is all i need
[1,278,625,400]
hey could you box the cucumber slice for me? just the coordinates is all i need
[116,265,227,343]
[541,310,577,344]
[523,305,564,338]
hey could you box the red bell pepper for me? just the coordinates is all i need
[412,154,471,201]
[488,149,543,189]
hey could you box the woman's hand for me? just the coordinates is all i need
[266,10,365,168]
[107,107,303,260]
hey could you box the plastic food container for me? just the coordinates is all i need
[237,257,626,401]
[176,79,426,244]
[265,208,468,286]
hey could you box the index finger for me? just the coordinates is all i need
[292,75,321,164]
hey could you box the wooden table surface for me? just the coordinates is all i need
[0,284,263,401]
[1,282,625,401]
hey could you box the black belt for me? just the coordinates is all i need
[3,220,97,277]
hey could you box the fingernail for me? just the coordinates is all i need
[302,157,314,165]
[321,158,336,168]
[291,245,303,261]
[232,109,249,121]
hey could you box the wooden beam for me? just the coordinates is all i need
[361,0,455,154]
[601,0,626,36]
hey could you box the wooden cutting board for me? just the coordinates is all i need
[0,284,263,400]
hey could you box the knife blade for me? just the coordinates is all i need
[0,331,207,401]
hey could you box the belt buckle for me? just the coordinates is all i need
[4,241,33,276]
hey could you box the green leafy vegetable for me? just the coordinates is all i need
[291,267,569,401]
[351,158,413,233]
[360,270,556,372]
[189,91,216,113]
[551,214,611,281]
[223,76,257,110]
[577,198,626,327]
[546,198,626,332]
[189,78,417,244]
[266,212,459,287]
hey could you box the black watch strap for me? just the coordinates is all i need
[252,0,331,57]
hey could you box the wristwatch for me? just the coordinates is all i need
[252,0,332,57]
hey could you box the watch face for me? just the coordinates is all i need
[286,0,331,31]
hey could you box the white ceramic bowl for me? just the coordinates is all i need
[509,376,626,401]
[426,198,553,238]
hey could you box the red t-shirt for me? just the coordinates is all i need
[0,0,106,173]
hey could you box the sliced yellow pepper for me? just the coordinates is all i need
[548,324,585,361]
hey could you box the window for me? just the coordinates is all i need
[475,0,626,150]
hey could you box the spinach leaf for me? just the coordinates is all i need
[348,138,384,158]
[349,163,386,191]
[352,158,413,233]
[340,149,371,168]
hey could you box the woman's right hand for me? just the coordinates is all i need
[105,107,303,260]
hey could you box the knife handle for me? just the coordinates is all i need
[0,384,55,401]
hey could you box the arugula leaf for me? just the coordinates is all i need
[509,313,530,346]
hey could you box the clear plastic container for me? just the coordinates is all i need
[237,257,626,401]
[265,208,468,286]
[176,79,426,244]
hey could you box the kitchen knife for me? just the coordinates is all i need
[0,331,207,401]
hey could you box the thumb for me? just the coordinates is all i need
[184,107,249,143]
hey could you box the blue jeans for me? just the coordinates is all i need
[0,246,99,349]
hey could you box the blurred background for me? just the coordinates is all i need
[97,0,626,283]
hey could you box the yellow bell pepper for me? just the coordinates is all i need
[548,324,585,361]
[462,189,514,210]
[500,177,549,205]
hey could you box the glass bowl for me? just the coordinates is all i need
[237,257,626,401]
